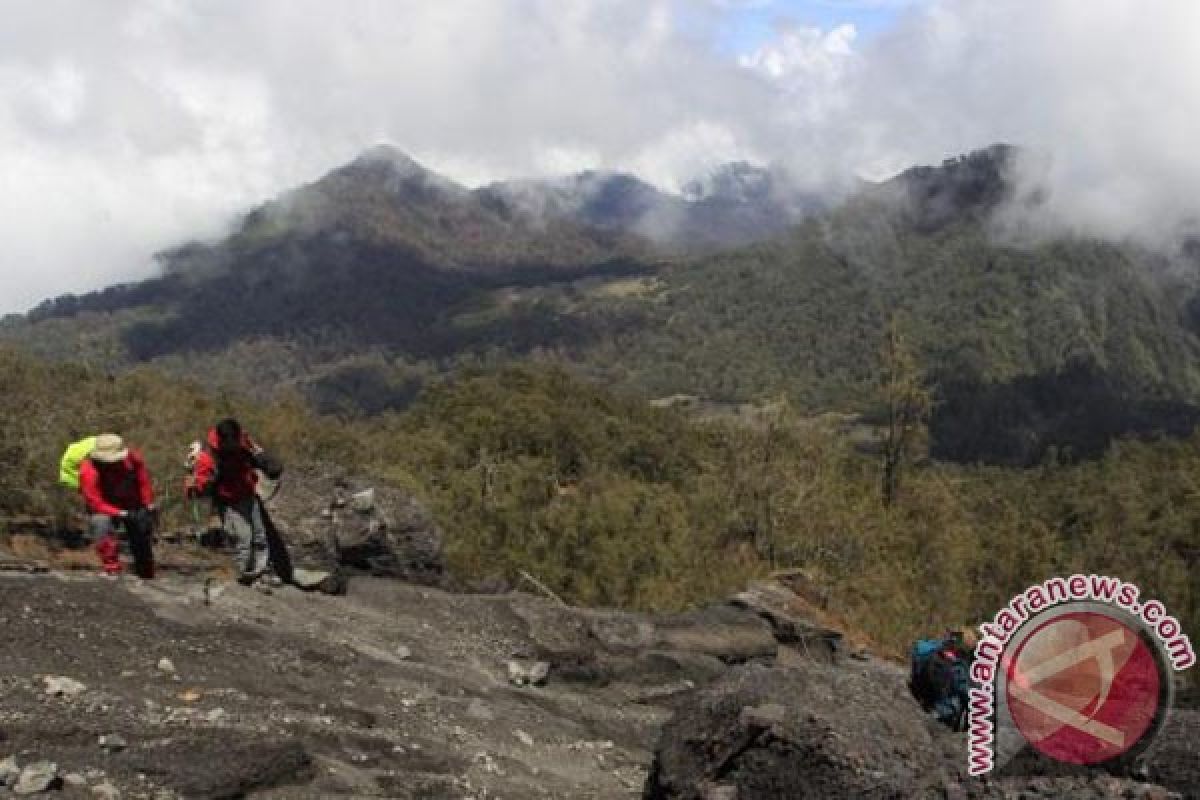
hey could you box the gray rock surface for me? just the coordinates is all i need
[0,573,678,798]
[0,571,1195,799]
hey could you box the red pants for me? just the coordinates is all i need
[90,512,155,579]
[95,533,122,575]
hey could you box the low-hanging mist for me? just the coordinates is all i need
[2,0,1199,312]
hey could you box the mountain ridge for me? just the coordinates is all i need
[7,143,1200,465]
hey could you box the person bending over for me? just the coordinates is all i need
[78,434,156,579]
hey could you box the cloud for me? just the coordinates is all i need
[0,0,777,312]
[1,0,1199,312]
[707,0,774,8]
[740,0,1200,245]
[739,22,857,80]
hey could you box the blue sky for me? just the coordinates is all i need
[712,0,919,54]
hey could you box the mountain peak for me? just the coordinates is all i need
[307,144,469,206]
[874,143,1021,231]
[351,143,428,175]
[681,161,772,203]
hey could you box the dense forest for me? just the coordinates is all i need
[2,346,1196,656]
[7,147,1200,466]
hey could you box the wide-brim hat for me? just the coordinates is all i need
[91,433,129,463]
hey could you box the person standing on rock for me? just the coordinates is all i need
[78,434,157,579]
[189,418,285,585]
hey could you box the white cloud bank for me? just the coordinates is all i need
[1,0,1199,311]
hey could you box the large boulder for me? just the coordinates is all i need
[263,464,445,586]
[505,598,778,688]
[653,605,778,665]
[642,658,1187,799]
[729,580,844,662]
[643,661,946,799]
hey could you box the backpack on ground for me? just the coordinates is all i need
[909,636,972,731]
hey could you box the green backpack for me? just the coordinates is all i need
[58,436,98,490]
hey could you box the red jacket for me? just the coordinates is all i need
[80,450,154,516]
[192,428,261,505]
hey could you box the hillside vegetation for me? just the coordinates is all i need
[6,146,1200,465]
[2,347,1195,656]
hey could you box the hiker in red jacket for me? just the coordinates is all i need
[189,418,284,585]
[79,434,156,579]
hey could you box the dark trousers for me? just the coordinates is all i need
[89,510,155,579]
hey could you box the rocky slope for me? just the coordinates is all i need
[1,558,1195,799]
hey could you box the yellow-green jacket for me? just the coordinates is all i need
[59,436,98,490]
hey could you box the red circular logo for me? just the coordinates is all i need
[1005,610,1162,764]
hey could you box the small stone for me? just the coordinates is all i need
[156,658,176,674]
[514,730,534,747]
[14,761,60,794]
[466,699,495,721]
[527,661,550,685]
[99,733,128,753]
[43,675,87,698]
[350,489,376,513]
[395,645,412,660]
[1,756,20,787]
[92,782,122,800]
[64,773,87,787]
[506,659,550,687]
[1136,788,1178,800]
[702,784,738,800]
[942,781,967,800]
[740,703,787,731]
